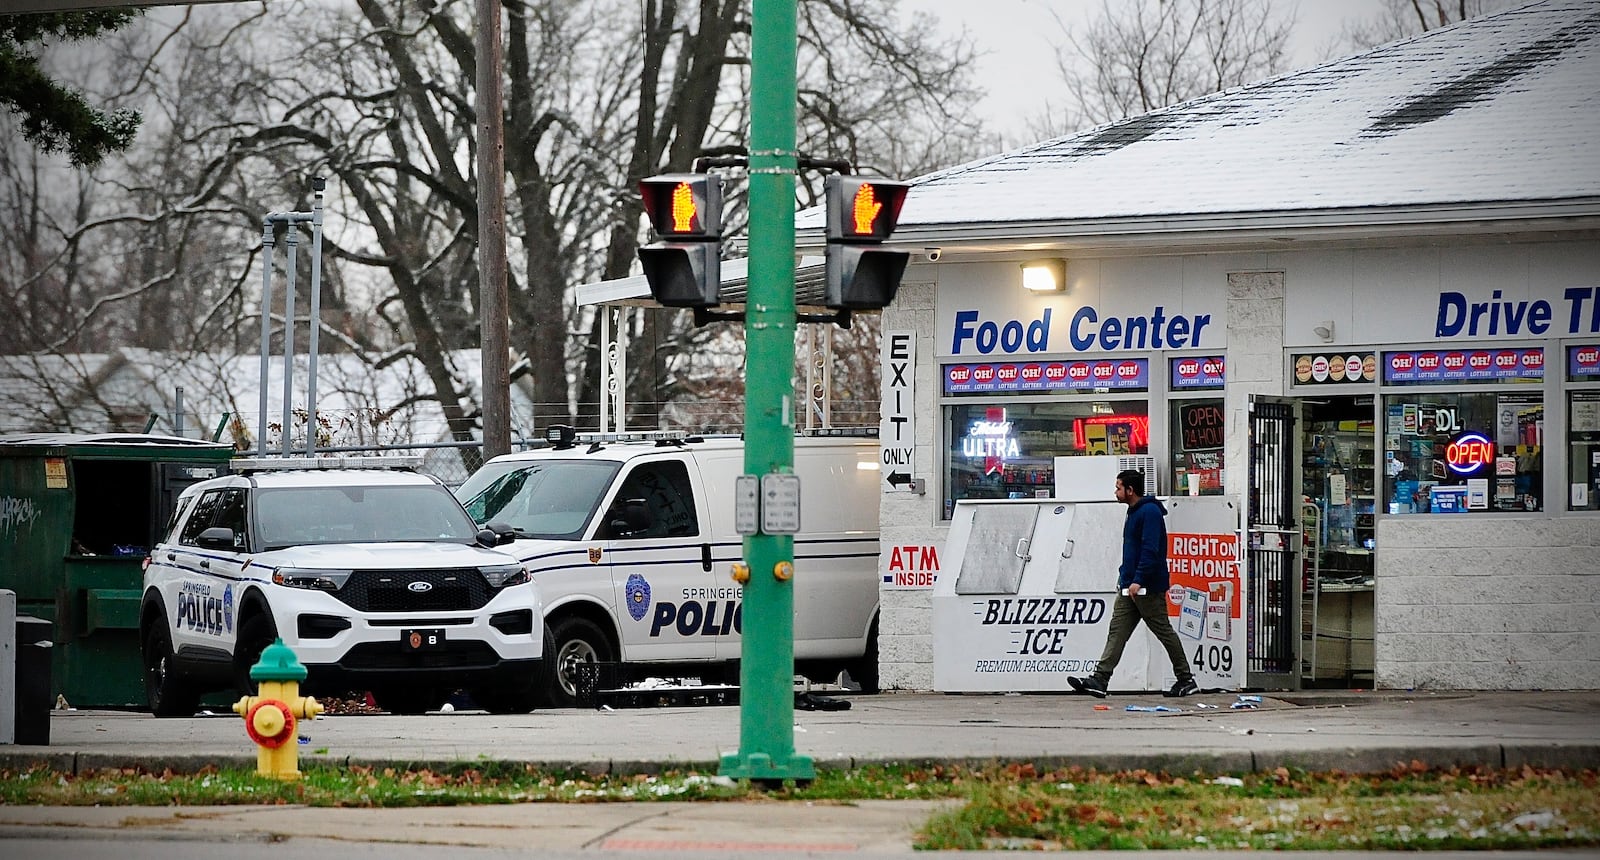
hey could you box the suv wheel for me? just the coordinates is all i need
[143,623,199,717]
[234,612,278,695]
[539,616,613,708]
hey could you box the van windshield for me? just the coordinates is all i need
[456,459,622,539]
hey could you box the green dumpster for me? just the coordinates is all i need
[0,433,234,708]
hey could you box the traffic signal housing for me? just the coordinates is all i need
[824,175,911,310]
[638,174,722,307]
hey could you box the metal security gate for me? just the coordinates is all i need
[1246,395,1301,689]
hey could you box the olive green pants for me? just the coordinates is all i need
[1091,592,1192,684]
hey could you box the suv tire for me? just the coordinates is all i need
[540,616,613,708]
[143,622,200,717]
[234,611,278,695]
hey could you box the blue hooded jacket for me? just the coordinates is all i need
[1119,495,1169,593]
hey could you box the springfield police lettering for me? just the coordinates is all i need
[175,582,234,635]
[952,306,1212,355]
[649,599,742,637]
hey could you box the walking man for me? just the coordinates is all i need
[1068,469,1198,698]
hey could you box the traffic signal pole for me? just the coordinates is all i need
[720,0,813,784]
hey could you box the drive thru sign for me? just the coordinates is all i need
[880,330,916,492]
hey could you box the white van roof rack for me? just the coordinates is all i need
[231,455,423,473]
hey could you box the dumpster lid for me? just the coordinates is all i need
[0,433,231,449]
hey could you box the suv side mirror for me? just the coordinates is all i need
[195,526,237,550]
[478,521,517,547]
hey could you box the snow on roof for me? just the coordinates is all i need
[796,0,1600,239]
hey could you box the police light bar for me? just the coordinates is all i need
[230,455,423,473]
[573,430,690,444]
[798,427,880,438]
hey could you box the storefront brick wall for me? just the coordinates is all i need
[1375,518,1600,689]
[878,278,946,691]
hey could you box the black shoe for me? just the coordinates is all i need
[1164,678,1198,698]
[1068,676,1108,698]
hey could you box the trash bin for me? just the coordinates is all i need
[14,616,53,746]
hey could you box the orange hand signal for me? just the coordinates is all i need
[670,182,697,232]
[851,183,883,235]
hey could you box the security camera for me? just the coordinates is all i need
[924,248,943,263]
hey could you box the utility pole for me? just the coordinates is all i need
[476,0,511,460]
[719,0,813,785]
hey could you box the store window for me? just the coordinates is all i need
[1171,398,1224,495]
[1381,392,1543,513]
[1568,345,1600,511]
[943,401,1148,516]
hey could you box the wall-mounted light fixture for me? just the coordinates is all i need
[1313,320,1335,343]
[1021,258,1066,293]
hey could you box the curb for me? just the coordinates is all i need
[6,743,1598,777]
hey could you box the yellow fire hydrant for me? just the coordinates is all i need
[233,638,323,780]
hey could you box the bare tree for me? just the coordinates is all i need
[1334,0,1521,53]
[2,0,986,445]
[1034,0,1294,140]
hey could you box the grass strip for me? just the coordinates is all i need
[3,761,1596,850]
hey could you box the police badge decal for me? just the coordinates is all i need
[625,574,652,621]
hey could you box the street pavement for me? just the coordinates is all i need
[2,689,1597,856]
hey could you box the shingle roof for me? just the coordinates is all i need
[796,0,1600,241]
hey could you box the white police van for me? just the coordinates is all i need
[455,428,881,707]
[140,457,543,716]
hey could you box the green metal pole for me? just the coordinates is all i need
[720,0,812,784]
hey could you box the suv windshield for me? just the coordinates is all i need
[456,459,621,539]
[253,484,480,550]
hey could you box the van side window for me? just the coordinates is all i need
[605,461,698,539]
[179,490,224,546]
[211,488,249,548]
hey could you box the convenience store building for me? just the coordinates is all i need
[818,0,1600,692]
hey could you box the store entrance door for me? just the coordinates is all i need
[1297,395,1377,688]
[1245,395,1300,690]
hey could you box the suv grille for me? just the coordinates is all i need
[335,568,491,612]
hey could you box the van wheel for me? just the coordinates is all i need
[540,616,613,708]
[143,623,199,717]
[849,618,880,694]
[234,612,278,695]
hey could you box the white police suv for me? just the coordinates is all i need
[140,457,543,716]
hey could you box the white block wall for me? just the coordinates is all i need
[878,279,946,691]
[1374,517,1600,690]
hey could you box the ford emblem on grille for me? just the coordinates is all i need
[407,581,434,593]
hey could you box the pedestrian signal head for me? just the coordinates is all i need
[639,174,721,239]
[826,175,909,242]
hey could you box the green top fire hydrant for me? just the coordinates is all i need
[233,638,324,780]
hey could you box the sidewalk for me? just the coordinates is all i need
[3,690,1597,855]
[6,689,1598,776]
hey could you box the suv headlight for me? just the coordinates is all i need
[273,568,354,590]
[481,563,530,589]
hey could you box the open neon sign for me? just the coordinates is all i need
[1444,432,1494,474]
